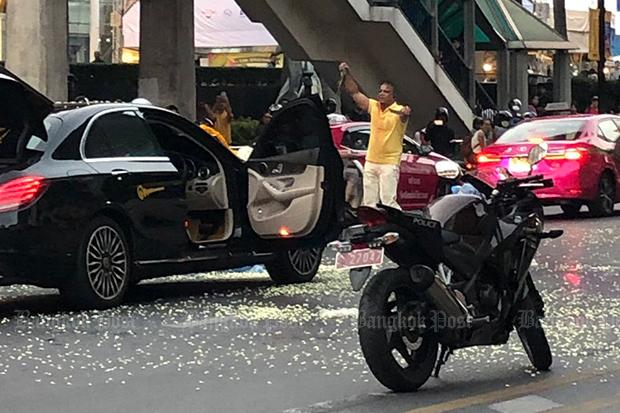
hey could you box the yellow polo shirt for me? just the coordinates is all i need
[367,99,408,165]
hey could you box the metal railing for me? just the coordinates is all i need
[370,0,476,106]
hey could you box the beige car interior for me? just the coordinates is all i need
[185,159,233,244]
[148,120,233,244]
[247,164,324,238]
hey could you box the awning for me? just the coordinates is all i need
[122,0,278,49]
[477,0,576,50]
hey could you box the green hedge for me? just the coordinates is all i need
[572,77,620,112]
[231,117,260,146]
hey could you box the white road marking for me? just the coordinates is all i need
[489,395,562,413]
[318,307,358,319]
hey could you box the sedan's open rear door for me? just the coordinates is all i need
[0,67,53,163]
[247,96,344,247]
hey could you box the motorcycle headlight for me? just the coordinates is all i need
[435,160,462,180]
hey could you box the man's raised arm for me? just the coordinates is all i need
[339,62,370,113]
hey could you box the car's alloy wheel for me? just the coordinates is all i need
[598,176,616,215]
[288,247,322,276]
[61,217,132,309]
[589,174,616,217]
[266,247,323,284]
[86,226,128,300]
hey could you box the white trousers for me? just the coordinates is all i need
[362,161,401,209]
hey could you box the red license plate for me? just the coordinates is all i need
[335,248,384,270]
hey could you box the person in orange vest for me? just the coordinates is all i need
[206,93,233,145]
[199,118,229,148]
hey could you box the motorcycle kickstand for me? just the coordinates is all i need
[433,345,453,378]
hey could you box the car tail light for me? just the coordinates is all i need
[0,176,46,213]
[357,207,387,227]
[545,147,588,161]
[477,154,500,163]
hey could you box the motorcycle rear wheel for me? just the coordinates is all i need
[358,268,438,392]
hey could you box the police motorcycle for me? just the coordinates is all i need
[329,143,562,392]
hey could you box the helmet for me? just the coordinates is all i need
[433,107,449,126]
[496,110,513,129]
[481,108,496,123]
[508,98,522,113]
[523,111,537,120]
[324,98,338,114]
[131,98,153,105]
[435,107,449,121]
[202,118,214,127]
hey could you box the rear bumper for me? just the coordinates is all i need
[477,162,597,204]
[0,249,74,287]
[0,211,78,287]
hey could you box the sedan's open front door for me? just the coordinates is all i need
[247,96,344,247]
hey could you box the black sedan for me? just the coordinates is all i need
[0,69,344,308]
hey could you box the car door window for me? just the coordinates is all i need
[403,137,420,155]
[341,130,370,150]
[598,120,620,143]
[251,104,326,160]
[84,111,165,159]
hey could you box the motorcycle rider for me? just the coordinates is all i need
[508,98,524,127]
[423,107,455,158]
[495,110,513,139]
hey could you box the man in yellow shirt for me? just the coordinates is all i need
[339,62,411,209]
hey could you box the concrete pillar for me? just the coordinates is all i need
[497,48,511,110]
[90,0,100,61]
[553,51,572,104]
[6,0,68,101]
[0,13,6,62]
[509,50,529,110]
[139,0,196,120]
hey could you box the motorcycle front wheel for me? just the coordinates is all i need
[358,268,438,392]
[514,291,552,371]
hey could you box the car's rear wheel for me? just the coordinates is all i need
[588,173,616,217]
[61,217,131,309]
[560,203,581,218]
[266,247,323,284]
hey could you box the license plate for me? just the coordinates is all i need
[508,157,531,174]
[335,248,384,270]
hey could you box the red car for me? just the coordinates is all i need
[330,121,457,210]
[476,115,620,216]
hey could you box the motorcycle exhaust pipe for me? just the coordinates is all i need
[409,265,468,320]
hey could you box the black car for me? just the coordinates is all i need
[0,69,344,308]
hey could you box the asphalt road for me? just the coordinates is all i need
[1,207,619,413]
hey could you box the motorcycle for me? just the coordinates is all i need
[329,143,562,392]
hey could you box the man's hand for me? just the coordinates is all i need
[338,62,369,113]
[390,105,411,122]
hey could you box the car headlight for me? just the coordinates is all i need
[435,160,462,179]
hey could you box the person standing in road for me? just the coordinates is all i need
[424,107,455,158]
[586,96,600,115]
[471,118,493,155]
[339,62,411,209]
